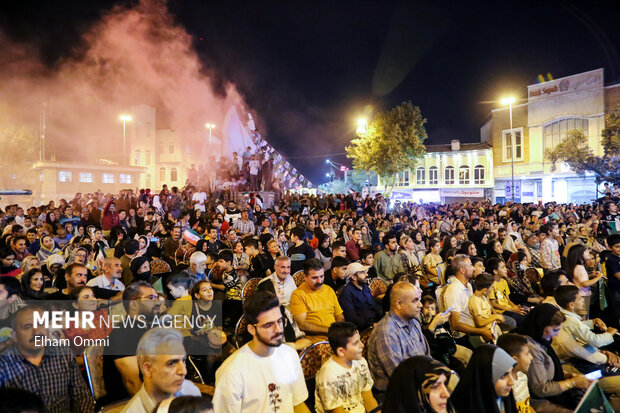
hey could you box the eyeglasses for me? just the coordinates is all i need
[137,294,159,301]
[254,317,284,330]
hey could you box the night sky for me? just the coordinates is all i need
[1,0,620,184]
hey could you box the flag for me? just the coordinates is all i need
[182,228,201,246]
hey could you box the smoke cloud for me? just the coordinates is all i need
[0,0,246,162]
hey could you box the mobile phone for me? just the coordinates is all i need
[585,370,603,380]
[441,305,454,316]
[151,237,159,242]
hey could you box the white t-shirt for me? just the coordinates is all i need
[192,191,207,212]
[214,343,308,413]
[512,371,532,413]
[573,265,591,297]
[443,278,474,338]
[315,358,373,413]
[249,160,260,175]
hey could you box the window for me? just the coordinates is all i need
[134,149,141,165]
[79,172,92,183]
[444,166,454,185]
[58,171,72,182]
[503,129,523,161]
[395,170,409,186]
[102,173,115,184]
[120,174,132,184]
[459,165,470,185]
[159,167,166,181]
[474,165,485,184]
[169,144,175,154]
[416,167,425,185]
[145,150,151,165]
[428,166,438,185]
[544,118,589,151]
[171,167,177,182]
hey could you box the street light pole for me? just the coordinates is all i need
[119,114,132,166]
[501,97,516,202]
[205,123,215,155]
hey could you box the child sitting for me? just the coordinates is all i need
[315,322,378,413]
[469,272,507,339]
[419,295,457,368]
[497,333,536,413]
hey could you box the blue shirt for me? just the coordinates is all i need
[338,282,383,331]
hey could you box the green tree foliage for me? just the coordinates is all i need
[346,101,427,192]
[0,125,38,188]
[545,109,620,184]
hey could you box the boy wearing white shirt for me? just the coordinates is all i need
[213,291,310,413]
[315,322,378,413]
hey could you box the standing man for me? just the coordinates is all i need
[214,291,310,413]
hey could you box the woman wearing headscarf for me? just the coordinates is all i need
[315,233,332,270]
[20,268,47,299]
[451,344,517,413]
[36,234,61,262]
[383,355,455,413]
[130,255,152,283]
[516,303,591,411]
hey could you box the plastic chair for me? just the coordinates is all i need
[369,278,387,298]
[234,314,250,349]
[242,277,262,302]
[292,270,305,287]
[299,341,333,379]
[83,345,107,402]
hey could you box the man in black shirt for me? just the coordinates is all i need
[287,226,315,274]
[324,256,349,291]
[46,263,88,301]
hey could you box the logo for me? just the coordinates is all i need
[559,79,569,92]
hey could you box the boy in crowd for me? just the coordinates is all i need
[497,333,535,413]
[486,257,527,326]
[469,273,512,337]
[315,322,378,413]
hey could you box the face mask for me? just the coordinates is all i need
[138,270,152,281]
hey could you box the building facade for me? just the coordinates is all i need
[484,68,620,204]
[377,141,494,204]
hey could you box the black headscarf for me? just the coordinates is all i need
[516,303,565,381]
[317,234,332,259]
[383,356,455,413]
[130,255,151,282]
[451,344,517,413]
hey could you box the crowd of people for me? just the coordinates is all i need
[1,185,620,412]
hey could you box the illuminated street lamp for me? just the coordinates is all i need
[205,123,215,153]
[356,118,367,135]
[119,114,132,166]
[500,97,516,201]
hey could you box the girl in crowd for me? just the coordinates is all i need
[451,344,518,413]
[516,303,591,411]
[440,235,457,261]
[383,355,455,413]
[232,241,249,282]
[411,230,427,254]
[566,244,603,318]
[19,256,41,278]
[64,286,112,354]
[20,268,46,299]
[36,235,61,262]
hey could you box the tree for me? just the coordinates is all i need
[545,110,620,184]
[346,101,427,194]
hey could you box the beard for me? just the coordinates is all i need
[256,329,284,348]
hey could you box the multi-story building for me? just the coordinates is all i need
[377,140,494,204]
[483,68,620,204]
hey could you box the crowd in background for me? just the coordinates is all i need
[1,185,620,412]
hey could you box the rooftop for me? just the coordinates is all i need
[425,142,492,153]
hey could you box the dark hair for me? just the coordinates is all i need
[122,281,154,311]
[124,239,140,255]
[359,248,373,261]
[470,256,483,267]
[327,321,358,353]
[65,262,87,277]
[496,333,528,357]
[303,258,324,275]
[0,388,45,413]
[540,269,566,297]
[68,285,95,301]
[566,244,587,282]
[0,276,20,298]
[167,396,213,413]
[485,257,502,274]
[191,280,211,300]
[474,273,494,291]
[218,249,234,264]
[607,233,620,248]
[421,295,436,306]
[243,238,259,250]
[291,226,306,241]
[330,256,350,269]
[554,285,580,309]
[382,233,397,246]
[243,291,280,324]
[541,222,557,235]
[206,251,219,262]
[428,238,440,250]
[167,274,192,290]
[332,240,346,251]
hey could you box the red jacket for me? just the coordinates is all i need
[102,200,120,230]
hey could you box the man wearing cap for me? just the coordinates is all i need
[338,262,383,331]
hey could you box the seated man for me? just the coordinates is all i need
[178,251,208,286]
[87,257,125,297]
[290,258,344,335]
[213,291,310,413]
[367,281,430,394]
[315,322,378,413]
[45,263,88,300]
[324,256,349,291]
[338,262,383,331]
[122,328,200,413]
[0,306,94,413]
[257,256,297,308]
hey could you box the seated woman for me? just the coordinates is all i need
[64,286,112,354]
[516,303,591,412]
[383,355,455,413]
[129,255,153,284]
[451,343,518,413]
[20,268,47,300]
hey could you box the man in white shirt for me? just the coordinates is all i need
[192,188,207,213]
[213,291,310,413]
[257,256,297,308]
[122,328,200,413]
[87,257,125,292]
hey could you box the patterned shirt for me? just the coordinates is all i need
[367,311,429,391]
[540,238,561,270]
[0,346,94,413]
[233,218,255,236]
[315,358,373,413]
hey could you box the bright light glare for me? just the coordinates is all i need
[357,118,367,127]
[325,173,330,177]
[119,114,132,121]
[325,159,330,164]
[205,123,215,129]
[500,97,516,106]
